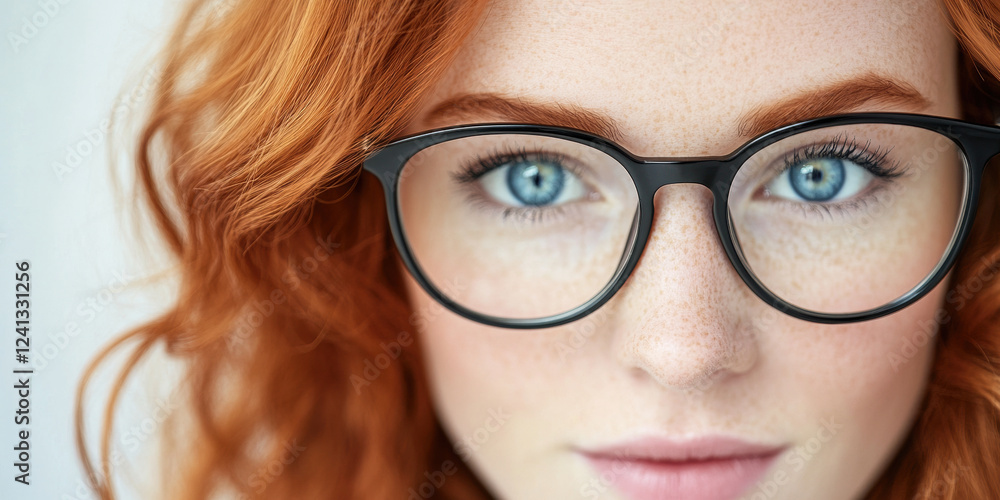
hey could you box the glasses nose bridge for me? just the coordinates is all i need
[628,158,729,199]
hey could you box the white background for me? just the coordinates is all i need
[1,0,183,498]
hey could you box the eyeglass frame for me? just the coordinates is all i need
[362,112,1000,329]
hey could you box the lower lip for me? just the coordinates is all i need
[582,450,782,500]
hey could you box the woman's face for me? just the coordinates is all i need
[398,1,960,499]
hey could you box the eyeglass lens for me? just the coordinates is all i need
[396,124,967,320]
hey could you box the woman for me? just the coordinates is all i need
[77,0,1000,499]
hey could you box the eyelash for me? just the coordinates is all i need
[452,145,581,183]
[778,134,903,180]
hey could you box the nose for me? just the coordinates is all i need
[610,184,759,392]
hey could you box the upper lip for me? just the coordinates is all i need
[577,435,787,462]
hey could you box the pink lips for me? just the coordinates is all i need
[579,436,786,500]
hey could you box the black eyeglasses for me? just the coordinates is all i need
[362,112,1000,329]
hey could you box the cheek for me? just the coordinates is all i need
[772,282,942,413]
[759,280,944,492]
[402,259,616,486]
[406,268,568,418]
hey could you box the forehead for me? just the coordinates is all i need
[412,0,958,156]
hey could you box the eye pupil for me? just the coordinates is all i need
[805,167,823,183]
[789,158,845,202]
[507,161,565,205]
[526,166,543,187]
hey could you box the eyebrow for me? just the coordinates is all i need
[423,92,628,143]
[421,73,931,144]
[736,74,931,137]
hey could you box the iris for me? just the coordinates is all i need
[788,158,846,201]
[506,161,565,206]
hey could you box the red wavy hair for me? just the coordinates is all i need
[77,0,1000,498]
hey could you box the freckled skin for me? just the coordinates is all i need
[397,1,959,499]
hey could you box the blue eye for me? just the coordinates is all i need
[465,151,589,208]
[788,158,846,201]
[764,156,876,204]
[506,160,565,205]
[761,138,905,205]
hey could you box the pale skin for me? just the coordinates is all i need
[397,0,961,498]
